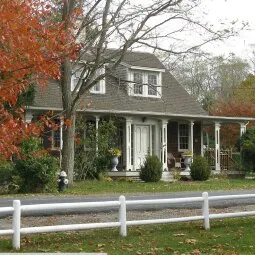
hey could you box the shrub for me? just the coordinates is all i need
[14,138,58,193]
[0,160,17,194]
[240,128,255,172]
[0,160,14,185]
[190,156,210,181]
[140,155,162,182]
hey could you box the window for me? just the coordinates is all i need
[179,123,189,150]
[71,67,105,94]
[90,67,105,94]
[130,70,161,98]
[148,73,157,96]
[51,129,61,150]
[71,71,82,91]
[133,72,143,95]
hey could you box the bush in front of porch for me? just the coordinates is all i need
[190,155,210,181]
[140,155,162,182]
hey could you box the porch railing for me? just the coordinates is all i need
[204,149,239,171]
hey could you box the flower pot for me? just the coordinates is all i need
[111,156,119,171]
[183,156,192,172]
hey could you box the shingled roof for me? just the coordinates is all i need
[31,51,207,116]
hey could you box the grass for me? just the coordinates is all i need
[64,178,255,196]
[1,178,255,197]
[1,218,255,254]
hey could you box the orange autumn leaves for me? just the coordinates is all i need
[0,0,79,158]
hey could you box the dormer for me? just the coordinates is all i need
[71,66,105,94]
[127,66,165,98]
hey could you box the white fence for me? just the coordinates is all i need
[1,192,255,250]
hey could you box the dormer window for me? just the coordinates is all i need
[71,71,82,92]
[90,67,105,94]
[71,67,105,94]
[129,68,163,98]
[133,72,143,95]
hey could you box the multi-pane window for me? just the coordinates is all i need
[131,71,161,97]
[71,71,82,91]
[148,74,157,96]
[133,72,143,95]
[90,67,105,94]
[179,123,189,150]
[71,68,105,94]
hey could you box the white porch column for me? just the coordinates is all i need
[94,116,100,153]
[240,122,247,137]
[125,118,133,171]
[161,119,168,171]
[24,110,33,123]
[189,120,194,156]
[201,122,204,156]
[214,122,221,172]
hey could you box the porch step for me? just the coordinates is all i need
[107,171,173,182]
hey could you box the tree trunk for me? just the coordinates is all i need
[61,111,76,185]
[60,59,76,185]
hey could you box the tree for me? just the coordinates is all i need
[170,54,250,111]
[232,74,255,103]
[0,0,71,158]
[58,0,243,185]
[210,100,255,148]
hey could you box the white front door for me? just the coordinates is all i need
[135,125,150,169]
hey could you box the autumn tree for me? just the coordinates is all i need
[210,100,255,148]
[57,0,244,184]
[0,0,72,158]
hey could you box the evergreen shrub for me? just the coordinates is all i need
[190,156,210,181]
[139,155,162,182]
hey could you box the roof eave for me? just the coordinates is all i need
[27,106,255,123]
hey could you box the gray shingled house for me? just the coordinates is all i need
[25,51,253,180]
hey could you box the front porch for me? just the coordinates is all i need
[25,109,254,181]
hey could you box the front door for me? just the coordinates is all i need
[135,125,150,169]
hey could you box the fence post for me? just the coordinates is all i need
[202,192,210,230]
[12,200,21,250]
[119,195,127,237]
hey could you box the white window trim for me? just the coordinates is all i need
[90,67,106,94]
[71,70,82,92]
[128,69,162,98]
[71,67,106,94]
[178,122,190,152]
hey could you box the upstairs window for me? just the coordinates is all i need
[90,67,105,94]
[148,73,158,96]
[129,70,162,98]
[71,67,105,94]
[71,71,82,91]
[133,72,143,95]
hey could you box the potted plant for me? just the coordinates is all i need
[108,148,121,171]
[182,150,193,172]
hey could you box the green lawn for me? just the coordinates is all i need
[1,218,255,254]
[65,178,255,195]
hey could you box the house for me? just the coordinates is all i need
[25,51,254,180]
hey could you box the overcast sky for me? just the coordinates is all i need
[200,0,255,57]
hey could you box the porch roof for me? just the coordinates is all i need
[28,106,255,124]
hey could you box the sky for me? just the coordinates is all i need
[200,0,255,58]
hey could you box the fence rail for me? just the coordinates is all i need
[1,192,255,250]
